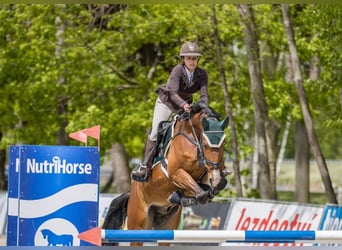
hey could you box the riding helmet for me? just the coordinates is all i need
[179,41,202,57]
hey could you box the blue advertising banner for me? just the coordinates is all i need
[320,204,342,230]
[7,145,100,246]
[319,204,342,246]
[6,146,19,246]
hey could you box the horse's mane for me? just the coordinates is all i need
[191,101,221,120]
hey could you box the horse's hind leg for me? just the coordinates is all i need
[127,182,152,246]
[154,206,182,246]
[127,202,149,247]
[127,201,150,247]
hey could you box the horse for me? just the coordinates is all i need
[40,229,73,246]
[102,101,229,246]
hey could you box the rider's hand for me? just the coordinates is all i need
[183,103,191,113]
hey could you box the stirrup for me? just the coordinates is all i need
[131,164,151,182]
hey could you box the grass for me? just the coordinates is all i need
[277,160,341,191]
[277,190,329,204]
[276,159,342,204]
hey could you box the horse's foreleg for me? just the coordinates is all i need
[130,242,144,246]
[171,169,209,204]
[212,176,227,195]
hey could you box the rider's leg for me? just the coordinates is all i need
[131,97,173,182]
[131,138,156,181]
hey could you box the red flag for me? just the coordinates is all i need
[69,130,87,144]
[84,125,100,140]
[69,125,100,149]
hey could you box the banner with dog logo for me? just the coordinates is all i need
[7,145,99,246]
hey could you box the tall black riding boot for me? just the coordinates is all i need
[131,139,156,182]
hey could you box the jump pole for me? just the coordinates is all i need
[78,227,342,246]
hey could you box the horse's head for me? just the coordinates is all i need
[41,229,48,239]
[174,101,229,202]
[187,101,229,190]
[200,115,229,189]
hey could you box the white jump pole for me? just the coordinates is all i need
[77,227,342,245]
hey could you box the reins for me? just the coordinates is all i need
[171,111,223,173]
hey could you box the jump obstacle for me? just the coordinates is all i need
[78,227,342,246]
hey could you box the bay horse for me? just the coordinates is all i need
[102,101,229,246]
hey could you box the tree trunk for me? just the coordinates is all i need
[276,118,291,177]
[295,121,310,203]
[238,4,274,199]
[260,40,281,199]
[282,4,337,204]
[109,143,131,193]
[0,132,6,190]
[266,119,281,200]
[294,54,320,203]
[260,41,276,80]
[210,5,243,197]
[55,12,69,145]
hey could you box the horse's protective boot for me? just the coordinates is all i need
[167,190,183,204]
[168,190,197,207]
[180,197,197,207]
[196,190,210,204]
[131,139,156,182]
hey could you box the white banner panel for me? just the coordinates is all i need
[224,199,325,246]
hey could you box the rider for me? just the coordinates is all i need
[131,41,209,182]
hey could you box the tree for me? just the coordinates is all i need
[0,4,340,195]
[281,4,337,204]
[237,4,275,199]
[210,4,243,197]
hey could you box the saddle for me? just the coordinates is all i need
[152,119,175,170]
[152,111,192,169]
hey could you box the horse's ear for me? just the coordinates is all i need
[201,117,210,130]
[220,117,229,130]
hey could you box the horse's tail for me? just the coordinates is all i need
[102,191,130,230]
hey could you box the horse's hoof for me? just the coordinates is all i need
[180,197,197,207]
[215,177,228,192]
[196,191,209,204]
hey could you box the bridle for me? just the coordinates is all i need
[172,112,225,172]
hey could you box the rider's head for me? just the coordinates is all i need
[180,41,201,72]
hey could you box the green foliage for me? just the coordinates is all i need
[0,4,340,165]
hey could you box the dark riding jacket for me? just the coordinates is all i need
[156,63,209,112]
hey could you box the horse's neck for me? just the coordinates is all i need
[178,115,202,137]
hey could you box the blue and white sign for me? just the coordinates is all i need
[320,204,342,230]
[6,146,19,246]
[7,145,100,246]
